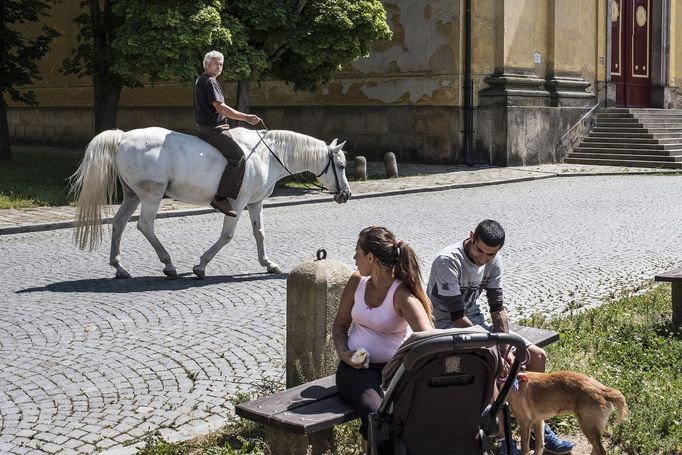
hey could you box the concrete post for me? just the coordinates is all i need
[262,258,352,455]
[286,258,353,388]
[383,152,399,178]
[354,156,368,181]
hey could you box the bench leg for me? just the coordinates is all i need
[264,425,334,455]
[672,282,681,329]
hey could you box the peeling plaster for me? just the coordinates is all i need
[352,0,454,74]
[359,79,443,103]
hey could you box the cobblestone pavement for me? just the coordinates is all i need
[1,162,679,235]
[1,172,682,454]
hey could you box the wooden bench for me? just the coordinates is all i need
[655,267,682,328]
[235,324,559,455]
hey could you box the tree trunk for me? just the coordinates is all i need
[235,79,251,128]
[0,97,12,163]
[93,80,121,133]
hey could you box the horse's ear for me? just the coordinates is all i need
[330,138,338,147]
[336,141,346,150]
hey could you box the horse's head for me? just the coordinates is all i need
[319,138,352,204]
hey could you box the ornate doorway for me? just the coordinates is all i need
[611,0,652,107]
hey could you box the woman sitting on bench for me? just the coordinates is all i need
[332,226,433,453]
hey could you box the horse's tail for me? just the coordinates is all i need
[69,129,125,251]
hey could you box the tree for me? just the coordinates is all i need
[0,0,60,163]
[220,0,392,114]
[62,0,231,133]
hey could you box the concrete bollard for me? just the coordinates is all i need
[286,257,353,388]
[261,256,352,455]
[383,152,399,178]
[354,156,368,181]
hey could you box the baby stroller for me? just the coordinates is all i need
[368,327,528,455]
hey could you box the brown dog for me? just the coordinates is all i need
[505,370,627,455]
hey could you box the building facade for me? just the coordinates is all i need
[7,0,682,165]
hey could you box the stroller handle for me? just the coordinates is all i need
[400,332,528,371]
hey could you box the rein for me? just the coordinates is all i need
[254,122,341,193]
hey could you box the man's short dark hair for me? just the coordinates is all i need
[474,219,505,247]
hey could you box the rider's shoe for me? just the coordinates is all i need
[530,424,575,454]
[495,439,519,455]
[210,198,237,217]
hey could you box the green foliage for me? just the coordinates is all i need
[223,0,392,90]
[63,0,231,88]
[523,284,682,455]
[111,0,232,85]
[0,0,60,104]
[61,0,138,90]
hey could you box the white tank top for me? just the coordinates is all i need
[347,276,412,363]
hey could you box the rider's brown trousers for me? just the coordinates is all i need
[196,125,245,200]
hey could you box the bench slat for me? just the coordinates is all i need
[235,375,358,434]
[268,394,358,434]
[655,268,682,282]
[510,324,559,348]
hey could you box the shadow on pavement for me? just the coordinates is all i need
[16,271,287,294]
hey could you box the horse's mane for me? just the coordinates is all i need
[259,130,327,171]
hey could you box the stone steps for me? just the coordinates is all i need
[571,152,682,163]
[571,147,682,161]
[578,142,682,150]
[583,137,682,144]
[564,157,682,168]
[566,108,682,168]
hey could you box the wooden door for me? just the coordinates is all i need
[611,0,651,107]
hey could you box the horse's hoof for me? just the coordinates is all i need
[115,269,131,279]
[193,266,205,280]
[163,267,178,279]
[267,265,282,274]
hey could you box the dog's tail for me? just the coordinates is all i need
[604,388,628,423]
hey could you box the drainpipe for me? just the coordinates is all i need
[463,0,473,166]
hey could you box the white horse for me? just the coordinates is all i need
[70,126,351,279]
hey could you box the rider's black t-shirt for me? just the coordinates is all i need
[193,73,225,127]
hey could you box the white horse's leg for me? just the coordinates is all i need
[110,184,140,279]
[247,201,281,274]
[192,214,240,280]
[136,198,177,278]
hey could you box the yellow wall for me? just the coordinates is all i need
[9,0,680,111]
[551,0,599,82]
[673,0,681,88]
[12,0,465,108]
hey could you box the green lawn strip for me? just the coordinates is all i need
[523,284,682,455]
[0,146,82,208]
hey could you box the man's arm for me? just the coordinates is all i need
[212,101,261,125]
[490,306,510,333]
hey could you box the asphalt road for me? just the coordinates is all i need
[1,174,681,454]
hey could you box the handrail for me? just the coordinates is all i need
[559,103,600,143]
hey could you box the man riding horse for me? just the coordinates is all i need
[194,50,261,217]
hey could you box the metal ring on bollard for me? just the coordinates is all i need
[316,248,327,261]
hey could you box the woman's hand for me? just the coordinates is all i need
[340,350,365,369]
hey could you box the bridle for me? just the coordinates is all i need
[254,123,343,194]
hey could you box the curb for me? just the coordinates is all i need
[2,169,681,236]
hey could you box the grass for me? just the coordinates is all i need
[133,283,681,455]
[523,283,682,455]
[0,146,82,209]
